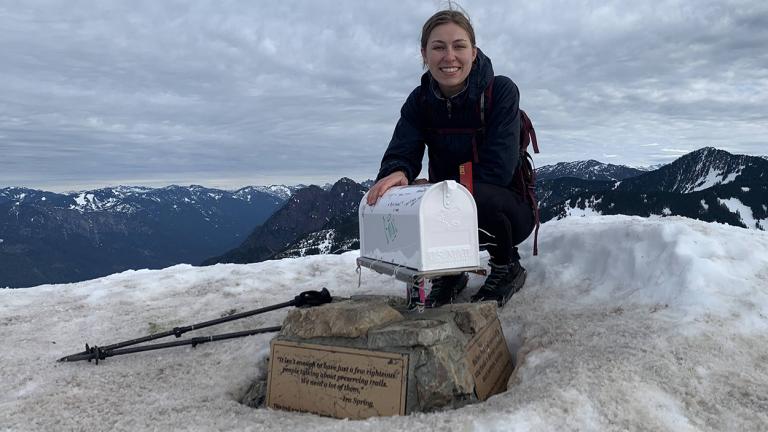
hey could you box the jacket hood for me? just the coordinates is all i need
[420,47,494,102]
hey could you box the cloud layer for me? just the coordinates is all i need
[1,0,766,190]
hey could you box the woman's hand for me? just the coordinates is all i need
[366,171,408,205]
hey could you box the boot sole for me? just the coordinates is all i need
[469,268,527,307]
[498,268,527,308]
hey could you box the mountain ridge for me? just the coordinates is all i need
[4,147,766,287]
[535,159,645,181]
[0,185,285,287]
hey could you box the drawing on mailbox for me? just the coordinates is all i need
[383,214,398,244]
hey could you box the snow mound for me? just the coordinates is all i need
[522,216,768,333]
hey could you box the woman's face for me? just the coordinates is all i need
[421,22,477,97]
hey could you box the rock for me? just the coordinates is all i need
[415,343,475,410]
[280,298,403,339]
[447,302,498,335]
[368,319,459,349]
[240,356,270,408]
[256,297,511,416]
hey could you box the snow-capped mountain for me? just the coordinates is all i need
[543,148,768,230]
[5,148,764,287]
[635,162,668,171]
[204,178,367,265]
[617,147,767,193]
[0,185,284,288]
[535,160,645,181]
[250,185,300,201]
[1,185,284,215]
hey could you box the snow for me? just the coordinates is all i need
[563,197,602,218]
[73,192,92,207]
[1,216,768,431]
[253,185,294,200]
[690,166,742,192]
[317,230,335,254]
[718,197,766,230]
[700,200,709,210]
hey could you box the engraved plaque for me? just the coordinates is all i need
[267,340,408,419]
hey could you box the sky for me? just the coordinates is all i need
[1,0,767,192]
[1,215,767,430]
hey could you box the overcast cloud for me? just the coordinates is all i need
[1,0,766,191]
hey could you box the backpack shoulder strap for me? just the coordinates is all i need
[479,76,495,130]
[519,110,539,154]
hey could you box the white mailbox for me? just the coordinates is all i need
[358,181,480,272]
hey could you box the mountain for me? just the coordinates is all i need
[636,163,668,171]
[270,180,375,259]
[0,185,284,288]
[272,148,766,263]
[252,184,302,201]
[612,147,767,193]
[535,160,645,181]
[543,148,768,229]
[5,148,763,286]
[203,178,367,264]
[536,177,615,210]
[274,213,360,259]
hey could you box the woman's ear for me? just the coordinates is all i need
[472,46,477,62]
[421,47,427,66]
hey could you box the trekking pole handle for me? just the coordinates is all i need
[294,288,332,308]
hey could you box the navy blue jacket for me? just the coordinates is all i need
[376,48,521,188]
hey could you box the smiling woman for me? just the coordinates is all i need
[420,14,477,97]
[366,7,536,309]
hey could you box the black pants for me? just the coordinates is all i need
[474,182,535,264]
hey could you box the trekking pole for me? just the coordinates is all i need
[58,325,283,364]
[58,288,331,363]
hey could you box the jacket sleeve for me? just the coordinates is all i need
[376,88,426,182]
[474,77,520,187]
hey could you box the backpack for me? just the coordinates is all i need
[420,76,541,255]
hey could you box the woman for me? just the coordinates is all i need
[367,9,535,308]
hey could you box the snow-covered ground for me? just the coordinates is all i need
[1,215,767,431]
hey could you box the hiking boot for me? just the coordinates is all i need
[471,260,527,308]
[423,273,469,308]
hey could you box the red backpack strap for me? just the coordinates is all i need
[520,110,539,154]
[518,110,540,255]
